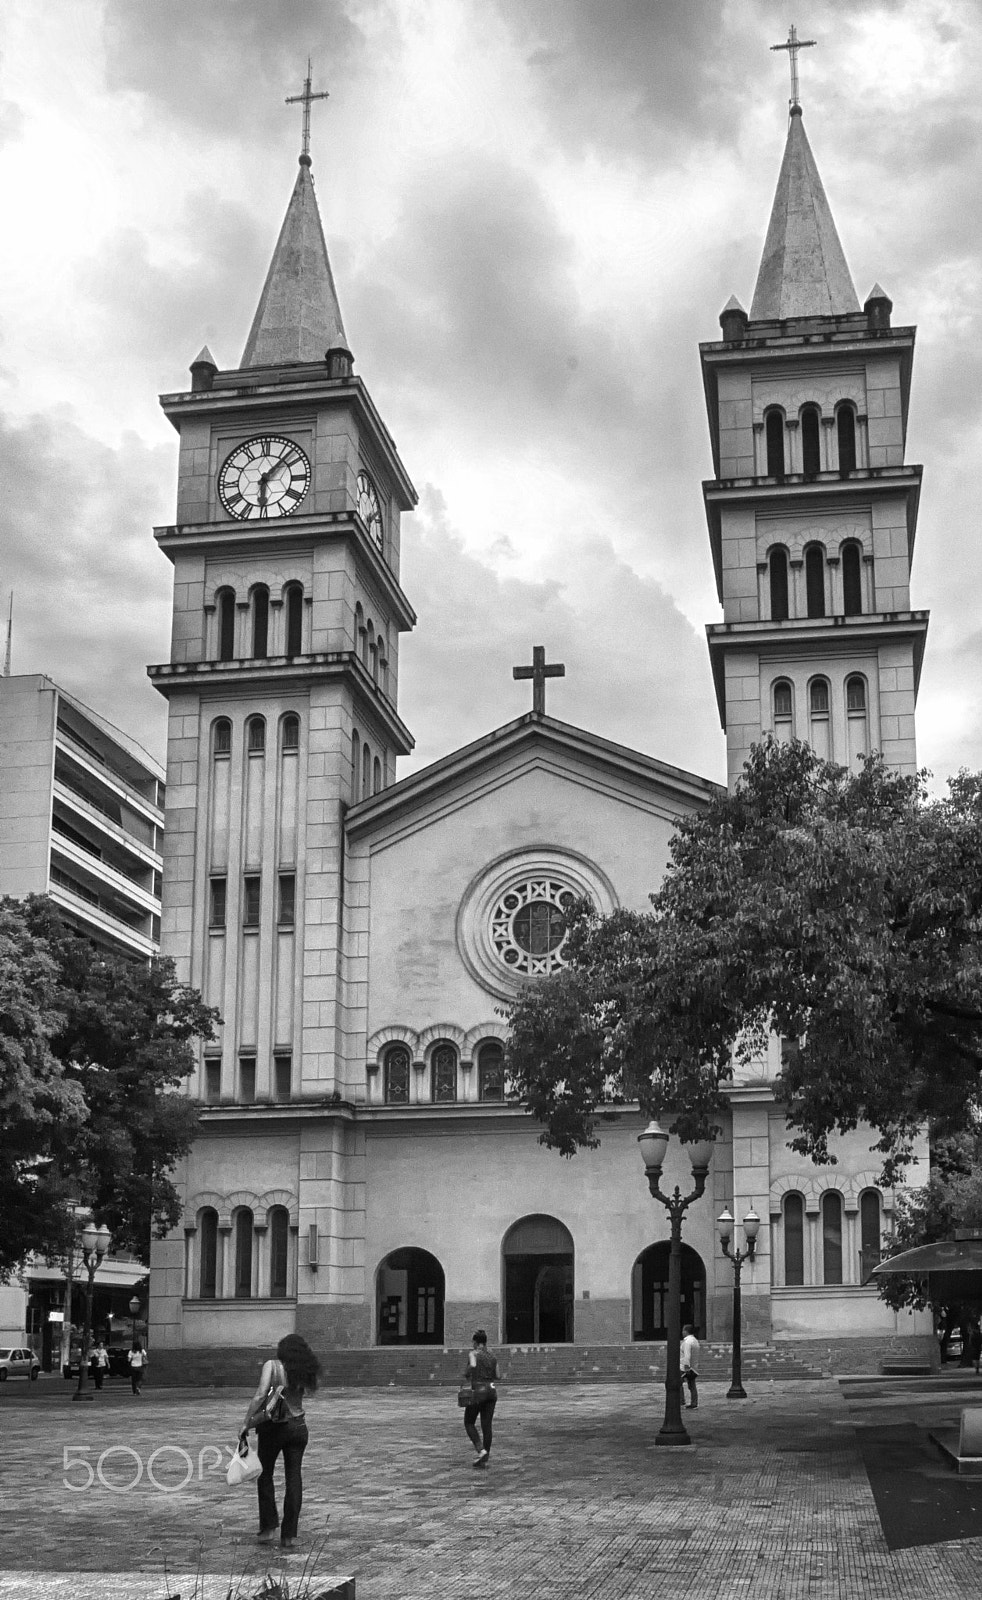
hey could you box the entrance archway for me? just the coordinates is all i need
[502,1215,573,1344]
[632,1242,706,1341]
[376,1248,445,1345]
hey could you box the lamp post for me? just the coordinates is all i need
[129,1295,141,1349]
[717,1206,760,1400]
[72,1223,111,1402]
[638,1120,714,1446]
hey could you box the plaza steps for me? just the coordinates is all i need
[148,1340,828,1388]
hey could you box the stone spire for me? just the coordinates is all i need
[749,108,860,321]
[240,159,349,368]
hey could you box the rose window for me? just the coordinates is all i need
[490,879,577,976]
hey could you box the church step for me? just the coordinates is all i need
[148,1341,829,1388]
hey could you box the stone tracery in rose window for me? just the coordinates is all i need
[489,878,577,977]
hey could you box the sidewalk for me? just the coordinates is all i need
[3,1376,982,1597]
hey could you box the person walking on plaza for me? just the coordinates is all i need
[127,1338,148,1395]
[241,1334,320,1551]
[91,1339,109,1391]
[681,1324,700,1410]
[461,1329,498,1468]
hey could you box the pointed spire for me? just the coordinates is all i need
[750,109,860,321]
[240,160,349,368]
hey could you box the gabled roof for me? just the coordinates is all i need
[345,712,722,840]
[750,108,860,321]
[240,160,348,368]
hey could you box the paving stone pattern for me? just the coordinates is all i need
[3,1377,982,1598]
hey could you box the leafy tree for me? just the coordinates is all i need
[506,740,982,1178]
[1,896,218,1268]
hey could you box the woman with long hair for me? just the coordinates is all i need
[241,1333,321,1549]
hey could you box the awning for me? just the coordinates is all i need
[872,1240,982,1303]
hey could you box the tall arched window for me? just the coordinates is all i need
[247,716,266,754]
[478,1041,505,1101]
[837,405,857,473]
[801,405,821,476]
[252,586,269,658]
[281,714,300,751]
[384,1045,410,1104]
[860,1190,882,1283]
[846,675,869,770]
[784,1193,805,1287]
[285,584,303,657]
[269,1207,290,1299]
[808,677,830,760]
[198,1207,218,1299]
[362,742,371,800]
[373,756,382,795]
[217,589,236,662]
[822,1191,843,1284]
[805,546,826,618]
[234,1208,254,1299]
[842,543,863,616]
[351,730,361,801]
[213,718,232,757]
[769,548,789,622]
[431,1045,458,1103]
[765,410,785,476]
[773,679,793,741]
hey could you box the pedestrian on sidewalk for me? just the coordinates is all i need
[681,1325,700,1410]
[127,1338,148,1395]
[461,1329,498,1468]
[241,1333,320,1552]
[91,1339,109,1391]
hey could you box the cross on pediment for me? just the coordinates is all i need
[513,645,565,715]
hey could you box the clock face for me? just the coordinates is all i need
[356,471,384,548]
[218,436,311,520]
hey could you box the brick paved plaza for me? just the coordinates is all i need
[4,1375,982,1598]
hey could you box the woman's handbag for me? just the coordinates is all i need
[226,1437,262,1487]
[457,1380,496,1407]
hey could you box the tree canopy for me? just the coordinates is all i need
[0,896,217,1274]
[505,740,982,1178]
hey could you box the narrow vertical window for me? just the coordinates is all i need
[362,743,371,800]
[384,1046,410,1104]
[281,714,300,751]
[198,1209,218,1299]
[808,678,830,760]
[351,730,361,801]
[842,544,863,615]
[784,1193,805,1287]
[822,1191,843,1285]
[805,546,826,618]
[765,410,785,476]
[801,406,821,476]
[247,717,266,754]
[773,680,793,741]
[203,1060,221,1103]
[478,1042,505,1102]
[238,1056,256,1102]
[234,1209,253,1298]
[285,584,303,657]
[846,675,869,770]
[218,590,235,662]
[278,874,295,927]
[859,1191,882,1283]
[432,1045,457,1103]
[252,586,269,658]
[373,756,382,795]
[243,875,261,927]
[209,877,227,928]
[213,719,232,756]
[270,1208,289,1299]
[769,548,789,621]
[274,1054,292,1101]
[837,406,857,473]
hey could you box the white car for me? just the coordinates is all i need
[0,1347,40,1381]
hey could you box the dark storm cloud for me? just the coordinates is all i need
[399,488,722,782]
[0,409,170,760]
[102,0,366,141]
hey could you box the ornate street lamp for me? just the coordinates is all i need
[72,1223,111,1403]
[129,1295,142,1349]
[638,1120,714,1446]
[717,1206,760,1399]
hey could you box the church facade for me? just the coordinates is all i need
[147,97,933,1373]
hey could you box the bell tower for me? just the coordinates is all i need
[700,103,929,791]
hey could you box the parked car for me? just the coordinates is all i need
[0,1347,40,1381]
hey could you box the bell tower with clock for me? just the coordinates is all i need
[147,79,416,1353]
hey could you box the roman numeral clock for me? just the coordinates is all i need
[218,435,311,520]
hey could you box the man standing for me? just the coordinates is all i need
[680,1324,700,1410]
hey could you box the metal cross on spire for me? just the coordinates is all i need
[770,24,816,111]
[286,58,330,164]
[513,645,565,715]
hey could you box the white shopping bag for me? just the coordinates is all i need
[226,1437,262,1486]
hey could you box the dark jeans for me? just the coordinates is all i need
[683,1370,698,1407]
[130,1369,143,1394]
[463,1397,496,1455]
[256,1418,309,1541]
[93,1368,104,1391]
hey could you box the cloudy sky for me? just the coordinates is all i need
[1,0,980,788]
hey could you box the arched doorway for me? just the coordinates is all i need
[502,1215,574,1344]
[632,1242,706,1341]
[376,1248,445,1345]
